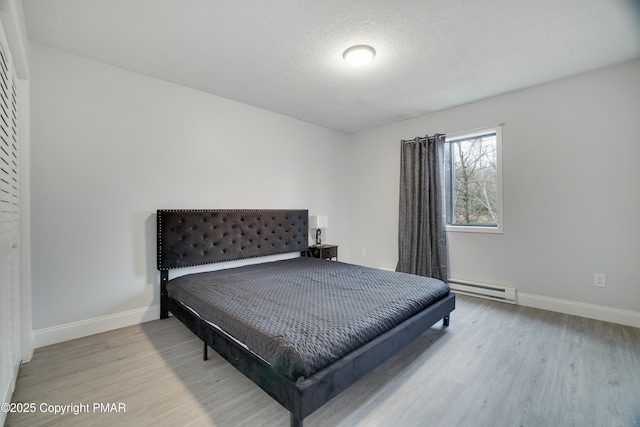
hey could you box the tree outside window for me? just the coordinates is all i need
[445,126,503,233]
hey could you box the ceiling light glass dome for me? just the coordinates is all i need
[343,45,376,67]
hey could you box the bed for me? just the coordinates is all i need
[157,209,455,426]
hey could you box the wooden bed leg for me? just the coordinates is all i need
[290,412,303,427]
[203,342,208,361]
[443,315,450,327]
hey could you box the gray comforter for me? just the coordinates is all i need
[166,257,449,380]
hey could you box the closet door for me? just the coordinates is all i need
[0,33,20,422]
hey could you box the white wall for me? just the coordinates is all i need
[348,59,640,318]
[28,42,640,343]
[29,43,352,340]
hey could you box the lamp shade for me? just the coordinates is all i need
[309,215,328,229]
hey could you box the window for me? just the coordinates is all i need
[444,125,503,233]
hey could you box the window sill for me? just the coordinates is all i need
[446,225,503,234]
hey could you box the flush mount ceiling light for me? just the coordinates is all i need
[343,45,376,67]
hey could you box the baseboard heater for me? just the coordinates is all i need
[448,278,517,304]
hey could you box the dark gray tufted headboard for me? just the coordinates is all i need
[157,209,308,270]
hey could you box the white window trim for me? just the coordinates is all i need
[445,124,503,234]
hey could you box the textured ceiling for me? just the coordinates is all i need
[23,0,640,133]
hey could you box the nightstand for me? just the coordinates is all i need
[305,244,338,261]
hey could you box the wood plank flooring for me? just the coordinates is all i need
[6,295,640,427]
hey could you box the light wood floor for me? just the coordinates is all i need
[6,295,640,427]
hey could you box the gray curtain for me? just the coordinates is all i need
[396,134,448,281]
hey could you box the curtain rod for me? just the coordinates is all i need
[401,134,444,144]
[402,123,505,144]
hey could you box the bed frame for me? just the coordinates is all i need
[157,209,455,426]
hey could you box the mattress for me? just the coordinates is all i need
[166,257,449,380]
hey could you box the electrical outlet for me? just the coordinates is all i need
[361,249,367,257]
[594,273,606,288]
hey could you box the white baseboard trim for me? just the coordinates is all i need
[1,357,19,426]
[518,293,640,328]
[33,305,160,349]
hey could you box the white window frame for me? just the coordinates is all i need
[444,125,503,234]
